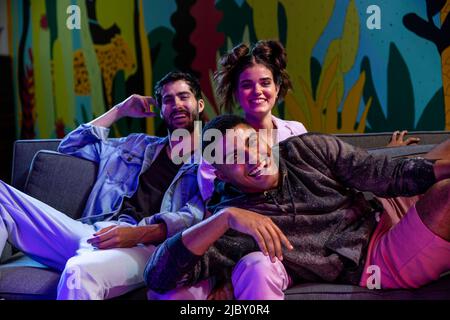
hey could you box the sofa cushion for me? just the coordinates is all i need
[24,151,98,220]
[0,253,149,300]
[0,254,59,300]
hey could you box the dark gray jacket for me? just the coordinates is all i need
[145,133,436,292]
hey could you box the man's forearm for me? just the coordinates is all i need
[136,223,168,244]
[181,210,229,256]
[88,105,122,128]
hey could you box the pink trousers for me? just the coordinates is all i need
[147,251,291,300]
[360,197,450,289]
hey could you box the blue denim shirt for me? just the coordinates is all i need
[58,124,204,237]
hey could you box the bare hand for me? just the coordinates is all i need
[387,130,420,147]
[225,207,293,263]
[87,225,143,249]
[115,94,158,119]
[207,282,234,300]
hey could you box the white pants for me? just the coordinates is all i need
[0,180,155,299]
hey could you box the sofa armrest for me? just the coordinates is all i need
[24,150,98,220]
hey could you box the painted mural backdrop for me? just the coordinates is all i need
[7,0,450,138]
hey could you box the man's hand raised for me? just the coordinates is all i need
[115,94,158,119]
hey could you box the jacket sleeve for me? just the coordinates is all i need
[57,124,138,162]
[298,134,437,197]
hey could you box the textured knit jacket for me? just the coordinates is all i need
[144,133,436,292]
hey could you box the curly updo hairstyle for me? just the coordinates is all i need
[214,40,292,113]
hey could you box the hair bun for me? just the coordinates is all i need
[219,43,250,69]
[252,40,287,70]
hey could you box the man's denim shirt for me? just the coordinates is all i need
[58,124,204,237]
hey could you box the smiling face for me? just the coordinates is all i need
[236,63,280,120]
[214,123,279,193]
[160,80,205,133]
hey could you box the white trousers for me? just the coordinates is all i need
[0,180,155,299]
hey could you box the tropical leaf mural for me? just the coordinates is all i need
[279,0,371,133]
[362,43,445,132]
[4,0,446,138]
[190,0,225,116]
[403,0,450,128]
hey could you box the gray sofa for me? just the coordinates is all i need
[1,131,450,300]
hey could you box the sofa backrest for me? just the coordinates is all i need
[12,139,97,219]
[12,140,61,191]
[23,150,98,220]
[11,131,449,219]
[367,144,437,158]
[335,131,450,149]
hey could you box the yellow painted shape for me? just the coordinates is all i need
[9,0,22,137]
[96,0,137,78]
[324,84,339,132]
[298,75,320,129]
[52,40,72,129]
[319,0,359,103]
[316,53,340,113]
[54,0,75,129]
[138,0,153,135]
[77,0,106,117]
[281,0,335,121]
[73,50,91,95]
[94,35,135,107]
[247,0,279,39]
[31,0,55,138]
[284,92,309,125]
[340,71,366,132]
[339,0,359,73]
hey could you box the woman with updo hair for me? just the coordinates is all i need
[198,40,307,201]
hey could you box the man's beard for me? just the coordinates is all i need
[165,109,200,133]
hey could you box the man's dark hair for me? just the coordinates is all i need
[201,114,250,154]
[154,71,202,107]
